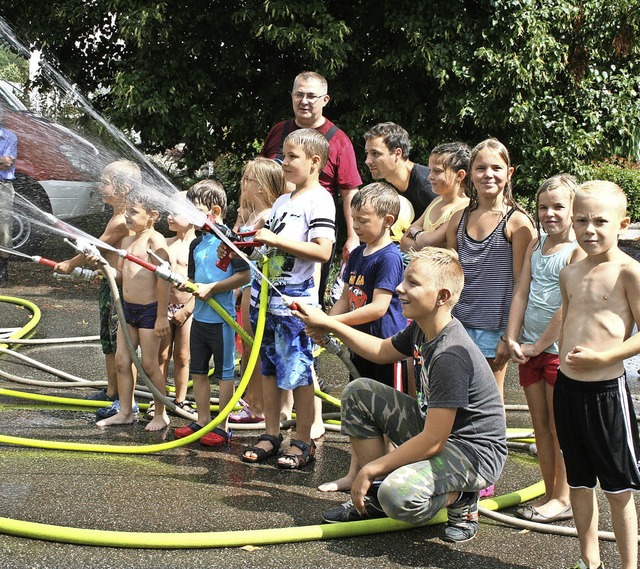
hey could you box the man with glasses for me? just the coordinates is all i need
[259,71,361,307]
[0,105,17,285]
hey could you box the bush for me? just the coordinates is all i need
[582,157,640,221]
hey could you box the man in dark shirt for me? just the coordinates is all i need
[363,122,437,234]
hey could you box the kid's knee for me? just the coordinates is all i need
[377,478,435,525]
[342,377,376,404]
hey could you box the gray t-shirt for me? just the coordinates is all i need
[391,317,507,482]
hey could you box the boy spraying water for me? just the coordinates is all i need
[55,160,140,407]
[97,189,171,431]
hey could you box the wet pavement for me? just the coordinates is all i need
[1,237,639,568]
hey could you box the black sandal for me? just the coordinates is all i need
[277,439,316,469]
[241,433,283,463]
[175,400,196,413]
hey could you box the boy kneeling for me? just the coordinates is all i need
[296,247,506,542]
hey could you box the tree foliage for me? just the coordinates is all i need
[2,0,640,199]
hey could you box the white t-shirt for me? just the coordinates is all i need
[253,185,336,309]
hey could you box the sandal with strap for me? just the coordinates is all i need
[242,433,283,463]
[175,400,197,413]
[277,439,316,470]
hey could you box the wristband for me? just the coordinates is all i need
[413,230,424,242]
[500,335,508,342]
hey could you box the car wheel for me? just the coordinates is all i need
[11,175,52,256]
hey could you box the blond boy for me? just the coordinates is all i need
[97,189,171,431]
[295,248,506,542]
[55,160,139,404]
[557,181,640,569]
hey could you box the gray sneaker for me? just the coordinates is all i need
[96,399,139,420]
[443,491,479,543]
[322,494,387,523]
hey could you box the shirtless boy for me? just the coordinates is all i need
[97,189,171,431]
[557,180,640,569]
[55,160,139,405]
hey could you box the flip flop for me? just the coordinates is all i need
[516,503,573,523]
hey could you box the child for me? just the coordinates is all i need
[96,189,171,431]
[503,174,584,523]
[55,160,139,409]
[295,248,507,543]
[557,181,640,569]
[446,138,535,398]
[158,191,196,412]
[242,128,335,469]
[173,180,250,445]
[401,142,470,252]
[229,157,286,423]
[316,181,407,492]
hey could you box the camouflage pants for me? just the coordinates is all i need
[342,377,489,525]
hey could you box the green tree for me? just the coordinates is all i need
[3,1,639,201]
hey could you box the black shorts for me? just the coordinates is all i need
[554,369,640,492]
[189,319,235,380]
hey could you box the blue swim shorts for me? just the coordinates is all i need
[250,309,313,391]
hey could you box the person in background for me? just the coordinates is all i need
[0,105,18,285]
[230,157,286,424]
[363,122,437,222]
[259,71,361,307]
[157,191,197,414]
[400,142,470,252]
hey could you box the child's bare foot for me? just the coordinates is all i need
[317,474,355,492]
[310,420,325,440]
[96,412,137,427]
[145,413,170,431]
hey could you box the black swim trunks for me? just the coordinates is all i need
[122,300,158,330]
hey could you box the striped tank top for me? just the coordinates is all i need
[452,207,515,330]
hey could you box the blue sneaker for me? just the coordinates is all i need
[96,399,139,419]
[85,389,115,401]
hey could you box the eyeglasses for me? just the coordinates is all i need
[291,92,327,104]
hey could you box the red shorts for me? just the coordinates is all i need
[518,352,560,388]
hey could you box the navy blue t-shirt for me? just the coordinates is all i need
[345,243,406,339]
